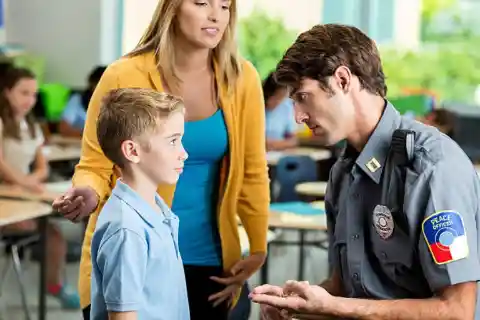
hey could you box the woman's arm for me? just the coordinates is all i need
[71,65,120,206]
[237,61,270,256]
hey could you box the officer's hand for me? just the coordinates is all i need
[251,281,335,317]
[250,284,291,320]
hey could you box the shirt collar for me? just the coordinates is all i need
[341,101,402,184]
[111,179,176,228]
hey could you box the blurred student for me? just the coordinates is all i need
[0,67,80,309]
[90,88,189,320]
[58,66,106,138]
[263,72,298,151]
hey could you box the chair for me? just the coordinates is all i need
[0,232,39,320]
[272,155,318,202]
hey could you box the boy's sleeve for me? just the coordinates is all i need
[96,229,148,312]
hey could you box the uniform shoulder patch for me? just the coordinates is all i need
[422,210,469,265]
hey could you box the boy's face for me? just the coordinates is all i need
[137,111,187,185]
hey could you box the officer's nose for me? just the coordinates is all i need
[294,104,308,124]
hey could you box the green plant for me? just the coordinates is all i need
[238,9,297,79]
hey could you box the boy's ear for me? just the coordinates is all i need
[121,140,141,164]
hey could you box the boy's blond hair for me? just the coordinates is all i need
[97,88,184,168]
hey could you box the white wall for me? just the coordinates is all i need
[4,0,121,87]
[122,0,158,55]
[393,0,421,48]
[238,0,323,33]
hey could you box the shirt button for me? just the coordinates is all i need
[353,273,359,280]
[381,251,387,259]
[352,234,360,240]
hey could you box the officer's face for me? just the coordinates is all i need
[290,69,355,146]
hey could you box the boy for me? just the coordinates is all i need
[90,88,189,320]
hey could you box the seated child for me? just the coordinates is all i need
[58,66,106,137]
[90,88,190,320]
[0,67,79,308]
[263,72,298,151]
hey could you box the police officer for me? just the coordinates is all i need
[250,24,480,320]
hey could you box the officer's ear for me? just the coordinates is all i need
[333,66,352,94]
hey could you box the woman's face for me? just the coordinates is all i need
[4,77,38,118]
[176,0,231,49]
[266,87,288,110]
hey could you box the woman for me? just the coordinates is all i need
[0,67,79,309]
[58,66,106,138]
[52,0,269,319]
[263,72,298,151]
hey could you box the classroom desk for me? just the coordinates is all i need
[0,199,53,320]
[266,148,331,166]
[43,145,81,162]
[47,134,81,147]
[238,226,277,256]
[294,181,328,199]
[261,203,328,283]
[0,181,70,203]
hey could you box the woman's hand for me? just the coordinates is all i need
[209,252,266,307]
[52,186,99,222]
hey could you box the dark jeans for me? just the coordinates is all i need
[184,265,230,320]
[82,305,90,320]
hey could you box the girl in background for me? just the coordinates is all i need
[263,72,298,151]
[0,67,80,309]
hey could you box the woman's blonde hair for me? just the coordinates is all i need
[128,0,241,93]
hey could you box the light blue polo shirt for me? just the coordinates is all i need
[90,180,190,320]
[61,93,87,131]
[265,98,297,140]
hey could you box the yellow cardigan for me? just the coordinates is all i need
[73,52,270,308]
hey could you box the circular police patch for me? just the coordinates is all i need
[373,205,394,240]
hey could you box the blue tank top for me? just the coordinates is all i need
[172,109,228,266]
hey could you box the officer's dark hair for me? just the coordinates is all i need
[275,24,387,97]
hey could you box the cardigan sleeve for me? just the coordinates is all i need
[236,61,270,254]
[72,64,119,203]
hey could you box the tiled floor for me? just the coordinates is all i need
[2,225,329,320]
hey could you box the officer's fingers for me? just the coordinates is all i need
[251,284,284,296]
[283,281,310,299]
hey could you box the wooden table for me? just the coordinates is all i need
[0,181,70,202]
[262,202,328,283]
[266,148,331,166]
[295,181,328,199]
[47,134,81,147]
[0,199,52,226]
[0,199,53,320]
[238,226,277,256]
[43,145,81,162]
